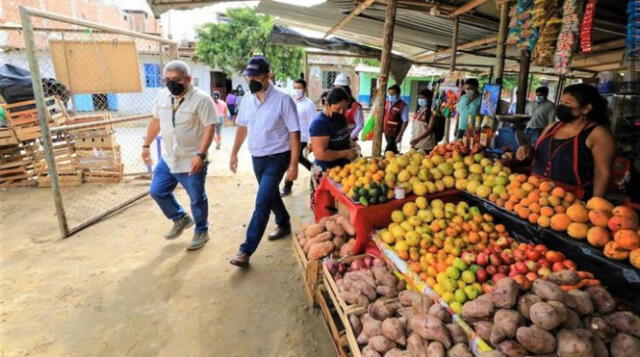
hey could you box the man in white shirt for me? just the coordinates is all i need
[229,56,301,267]
[281,78,316,197]
[142,60,218,251]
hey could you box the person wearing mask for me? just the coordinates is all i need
[280,78,315,197]
[333,73,364,140]
[212,91,228,150]
[383,84,409,154]
[309,87,359,207]
[141,60,217,251]
[516,83,616,200]
[525,86,556,144]
[410,89,436,153]
[455,78,481,139]
[227,90,237,123]
[229,56,301,267]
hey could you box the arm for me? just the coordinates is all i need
[411,112,436,144]
[350,106,365,139]
[311,136,357,161]
[229,125,247,173]
[396,104,409,142]
[589,126,616,197]
[516,121,555,161]
[141,117,160,165]
[287,131,301,181]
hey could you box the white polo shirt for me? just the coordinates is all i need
[295,96,317,143]
[153,85,218,173]
[237,84,300,157]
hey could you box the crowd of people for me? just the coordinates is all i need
[141,56,616,266]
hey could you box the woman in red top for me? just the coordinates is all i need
[516,83,616,200]
[333,74,364,140]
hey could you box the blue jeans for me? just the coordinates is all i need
[150,159,208,233]
[240,151,291,255]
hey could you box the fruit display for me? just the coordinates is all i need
[429,140,484,158]
[460,276,640,357]
[297,215,357,260]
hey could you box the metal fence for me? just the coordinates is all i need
[13,7,177,237]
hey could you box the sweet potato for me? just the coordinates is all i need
[585,315,617,342]
[382,318,406,345]
[307,241,335,260]
[427,341,445,357]
[332,236,346,250]
[369,300,396,320]
[398,307,415,323]
[562,308,582,329]
[410,314,451,348]
[446,323,467,345]
[397,279,407,292]
[363,314,383,337]
[517,293,542,321]
[516,325,557,354]
[462,294,495,321]
[384,348,410,357]
[299,237,308,248]
[407,332,427,357]
[399,290,422,307]
[531,279,567,302]
[369,335,397,353]
[325,219,346,236]
[557,328,593,357]
[492,277,520,309]
[340,239,355,257]
[362,345,381,357]
[497,340,528,357]
[530,302,563,331]
[372,265,398,288]
[606,311,640,337]
[567,289,593,315]
[490,309,523,344]
[447,343,472,357]
[474,321,493,342]
[587,285,615,314]
[314,231,333,242]
[376,285,398,298]
[429,302,452,323]
[354,279,377,301]
[336,215,356,236]
[351,314,363,336]
[358,331,370,346]
[548,270,581,285]
[610,333,640,357]
[478,352,506,357]
[304,223,325,238]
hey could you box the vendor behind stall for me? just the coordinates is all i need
[410,89,436,153]
[309,87,359,207]
[516,83,616,200]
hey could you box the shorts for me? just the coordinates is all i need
[215,122,223,136]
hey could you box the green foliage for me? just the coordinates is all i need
[358,58,380,67]
[195,8,303,81]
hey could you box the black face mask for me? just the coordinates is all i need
[166,81,185,96]
[556,104,579,123]
[249,80,264,94]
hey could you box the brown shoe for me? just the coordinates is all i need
[230,252,250,267]
[268,225,291,241]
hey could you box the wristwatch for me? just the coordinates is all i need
[142,144,150,149]
[196,152,207,160]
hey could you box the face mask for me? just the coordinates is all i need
[536,96,545,103]
[166,81,185,96]
[418,98,427,107]
[556,104,579,123]
[213,95,220,100]
[388,95,398,101]
[249,79,264,94]
[293,89,304,99]
[466,89,476,97]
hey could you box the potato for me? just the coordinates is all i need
[530,302,563,331]
[427,341,446,357]
[447,343,472,357]
[372,265,398,288]
[531,279,567,302]
[585,316,617,342]
[429,303,452,323]
[587,286,615,314]
[304,223,325,238]
[336,215,356,236]
[547,300,568,323]
[567,289,594,315]
[497,339,528,357]
[490,309,524,345]
[307,241,335,260]
[462,294,495,321]
[314,231,333,242]
[562,308,582,329]
[474,321,493,342]
[517,294,542,321]
[606,311,640,337]
[548,270,581,285]
[446,323,467,345]
[557,328,593,357]
[410,314,452,348]
[369,335,397,353]
[382,318,406,346]
[516,325,557,354]
[610,333,640,357]
[492,277,520,309]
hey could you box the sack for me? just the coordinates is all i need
[0,64,70,105]
[433,114,446,143]
[360,114,376,141]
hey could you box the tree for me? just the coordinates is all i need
[195,8,304,81]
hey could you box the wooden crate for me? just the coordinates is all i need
[0,144,35,188]
[76,145,121,170]
[32,140,78,176]
[5,97,69,142]
[316,286,356,357]
[84,164,123,183]
[66,113,112,137]
[75,135,115,149]
[0,128,18,147]
[322,255,372,316]
[37,171,82,187]
[14,125,41,141]
[292,235,321,306]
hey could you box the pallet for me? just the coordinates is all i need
[14,125,41,141]
[0,165,35,188]
[76,145,121,170]
[37,172,82,187]
[292,235,321,306]
[75,135,115,149]
[0,128,18,147]
[5,97,68,142]
[316,286,355,357]
[84,164,124,183]
[66,113,112,136]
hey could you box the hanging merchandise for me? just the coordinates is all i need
[532,0,562,66]
[506,0,536,49]
[554,0,584,75]
[580,0,597,54]
[628,0,640,57]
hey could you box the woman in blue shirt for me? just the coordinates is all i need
[309,87,359,207]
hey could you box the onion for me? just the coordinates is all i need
[363,256,374,268]
[350,259,364,271]
[338,262,348,274]
[325,259,338,276]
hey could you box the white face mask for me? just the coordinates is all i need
[293,89,304,99]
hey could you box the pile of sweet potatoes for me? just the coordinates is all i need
[460,273,640,357]
[297,215,356,260]
[328,257,405,306]
[354,290,475,357]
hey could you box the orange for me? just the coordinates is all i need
[539,181,554,192]
[552,187,566,198]
[541,206,555,217]
[528,213,540,224]
[554,205,567,214]
[529,203,541,214]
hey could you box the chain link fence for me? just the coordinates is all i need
[1,7,177,237]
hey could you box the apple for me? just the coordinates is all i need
[512,274,528,290]
[515,261,528,274]
[538,258,551,269]
[476,269,488,283]
[476,253,489,266]
[510,241,519,250]
[496,237,510,248]
[525,260,538,272]
[526,272,538,282]
[518,243,529,251]
[482,283,493,294]
[509,271,518,278]
[492,273,506,284]
[534,244,547,253]
[537,266,552,278]
[500,249,515,265]
[552,262,565,272]
[545,251,564,263]
[486,265,497,275]
[526,249,541,261]
[562,260,576,270]
[462,251,477,265]
[514,249,527,262]
[498,265,510,275]
[490,254,502,267]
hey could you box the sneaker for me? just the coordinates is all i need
[280,186,292,197]
[186,231,209,251]
[268,225,291,241]
[164,215,194,240]
[230,252,250,267]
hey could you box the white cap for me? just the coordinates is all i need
[333,73,350,86]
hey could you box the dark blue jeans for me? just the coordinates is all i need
[240,151,291,255]
[150,159,208,233]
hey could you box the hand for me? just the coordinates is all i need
[410,138,419,147]
[286,165,298,182]
[189,156,204,175]
[516,145,533,161]
[345,148,359,161]
[141,148,152,166]
[229,153,238,173]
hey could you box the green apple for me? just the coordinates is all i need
[446,266,461,280]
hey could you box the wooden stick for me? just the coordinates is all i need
[449,0,488,18]
[449,16,460,73]
[413,35,498,62]
[495,0,511,82]
[324,0,376,39]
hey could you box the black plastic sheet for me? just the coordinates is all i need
[461,192,640,313]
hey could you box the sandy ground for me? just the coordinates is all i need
[0,126,337,357]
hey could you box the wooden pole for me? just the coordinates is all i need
[516,50,531,114]
[449,16,460,73]
[495,0,510,83]
[449,0,488,18]
[324,0,376,38]
[372,0,398,157]
[413,35,497,62]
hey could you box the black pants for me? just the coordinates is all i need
[384,134,399,154]
[456,129,465,140]
[283,142,312,189]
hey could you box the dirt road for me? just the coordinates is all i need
[0,132,335,357]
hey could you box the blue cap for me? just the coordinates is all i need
[243,56,270,76]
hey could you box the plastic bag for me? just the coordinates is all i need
[360,114,376,141]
